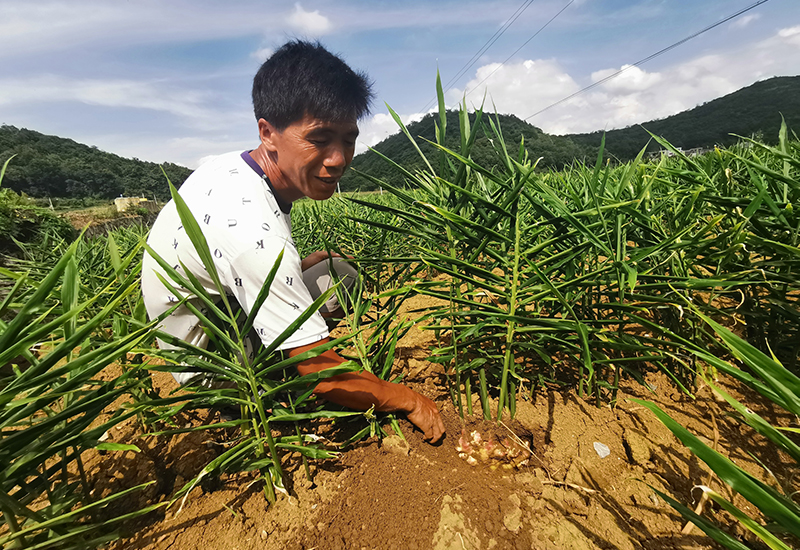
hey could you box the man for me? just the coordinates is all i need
[142,41,445,443]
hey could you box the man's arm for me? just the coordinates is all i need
[301,250,346,272]
[289,339,445,443]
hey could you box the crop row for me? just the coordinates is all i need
[1,91,798,547]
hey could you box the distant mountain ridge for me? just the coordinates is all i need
[340,112,593,191]
[0,126,191,200]
[1,76,797,199]
[342,75,800,191]
[564,75,800,159]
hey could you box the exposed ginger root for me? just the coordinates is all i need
[456,429,531,469]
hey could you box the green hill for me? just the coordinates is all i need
[4,75,797,198]
[344,76,800,190]
[340,111,593,191]
[564,75,800,160]
[0,126,191,200]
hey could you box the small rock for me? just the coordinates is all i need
[525,495,545,514]
[593,441,610,458]
[260,530,268,541]
[503,510,522,533]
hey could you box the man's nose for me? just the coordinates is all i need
[324,145,347,172]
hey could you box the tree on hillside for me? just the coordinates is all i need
[0,125,192,200]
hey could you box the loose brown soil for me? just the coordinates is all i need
[78,297,796,550]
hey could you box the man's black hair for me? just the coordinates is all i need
[253,40,374,130]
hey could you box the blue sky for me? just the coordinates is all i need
[1,0,798,168]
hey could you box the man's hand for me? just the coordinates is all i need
[406,392,446,443]
[291,340,446,444]
[301,250,352,272]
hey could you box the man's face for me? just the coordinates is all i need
[262,114,359,202]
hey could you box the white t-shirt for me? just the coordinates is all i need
[141,151,329,356]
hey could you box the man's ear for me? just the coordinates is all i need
[258,118,280,152]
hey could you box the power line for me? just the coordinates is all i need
[419,0,537,113]
[464,0,575,101]
[523,0,772,122]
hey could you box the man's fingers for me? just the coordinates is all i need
[407,395,446,444]
[425,418,446,443]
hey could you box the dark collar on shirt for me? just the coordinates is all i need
[241,151,292,214]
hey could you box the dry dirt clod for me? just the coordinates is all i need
[515,472,544,494]
[503,493,523,533]
[381,434,410,456]
[622,428,653,465]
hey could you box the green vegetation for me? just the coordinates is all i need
[0,157,75,256]
[341,110,592,192]
[567,75,800,160]
[0,126,191,200]
[1,86,798,548]
[636,312,800,550]
[342,81,798,425]
[0,225,167,549]
[343,76,800,192]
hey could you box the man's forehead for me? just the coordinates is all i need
[303,117,359,134]
[281,112,356,133]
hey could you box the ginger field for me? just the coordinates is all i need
[1,109,798,550]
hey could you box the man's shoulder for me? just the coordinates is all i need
[185,151,247,184]
[178,151,264,204]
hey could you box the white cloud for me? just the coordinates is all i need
[355,111,428,153]
[452,59,580,119]
[730,13,760,29]
[779,25,800,38]
[590,65,662,93]
[0,75,237,131]
[286,3,332,36]
[81,134,255,169]
[250,47,274,62]
[0,1,254,59]
[778,25,800,47]
[420,24,800,137]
